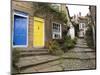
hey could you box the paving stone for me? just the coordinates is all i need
[48,60,60,66]
[18,38,96,73]
[86,52,96,58]
[35,55,59,61]
[37,65,63,72]
[20,67,37,73]
[16,56,38,67]
[16,55,60,68]
[61,39,96,71]
[34,60,60,70]
[61,59,82,70]
[19,60,60,73]
[80,59,96,69]
[62,52,80,58]
[34,63,53,71]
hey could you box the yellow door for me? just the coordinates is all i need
[33,17,44,47]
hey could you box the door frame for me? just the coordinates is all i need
[33,17,45,48]
[12,11,29,48]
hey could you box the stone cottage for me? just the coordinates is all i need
[12,1,69,50]
[78,16,88,38]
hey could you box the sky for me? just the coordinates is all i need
[25,0,96,17]
[25,0,97,5]
[67,5,89,17]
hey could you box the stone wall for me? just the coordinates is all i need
[12,1,65,50]
[12,1,34,50]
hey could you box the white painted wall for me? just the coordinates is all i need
[79,23,86,37]
[67,23,75,39]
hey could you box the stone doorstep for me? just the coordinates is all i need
[20,51,49,54]
[17,48,49,52]
[19,49,49,52]
[16,55,60,69]
[19,51,50,56]
[19,49,50,57]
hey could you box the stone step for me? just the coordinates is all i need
[16,55,60,70]
[20,51,49,57]
[18,55,96,73]
[75,45,89,48]
[19,49,49,57]
[19,49,48,52]
[16,51,96,72]
[20,60,62,73]
[62,52,96,60]
[67,49,96,53]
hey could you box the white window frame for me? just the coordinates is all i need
[79,23,85,29]
[82,23,85,28]
[52,22,62,39]
[12,11,29,48]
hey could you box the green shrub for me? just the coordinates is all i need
[62,36,76,51]
[65,39,75,49]
[48,36,77,54]
[72,37,77,44]
[48,40,64,55]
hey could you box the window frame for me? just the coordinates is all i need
[52,22,62,39]
[79,23,85,29]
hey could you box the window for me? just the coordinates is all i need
[52,23,62,39]
[82,23,85,28]
[79,23,85,29]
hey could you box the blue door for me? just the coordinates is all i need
[13,15,27,46]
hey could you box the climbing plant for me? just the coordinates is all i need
[34,3,68,24]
